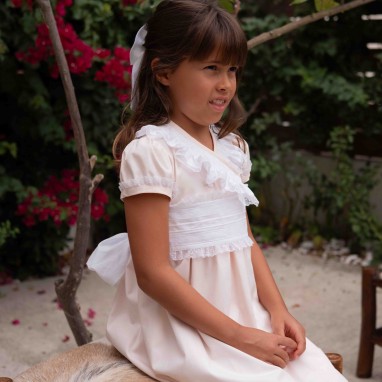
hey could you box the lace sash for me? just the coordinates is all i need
[87,194,253,285]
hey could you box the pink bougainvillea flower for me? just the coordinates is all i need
[16,9,95,78]
[95,47,132,104]
[94,48,111,59]
[17,169,109,228]
[87,308,96,319]
[0,272,13,286]
[11,319,20,325]
[11,0,33,8]
[11,0,23,7]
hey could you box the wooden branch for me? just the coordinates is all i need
[246,95,266,119]
[248,0,376,50]
[36,0,97,346]
[234,0,241,17]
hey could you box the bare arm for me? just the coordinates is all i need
[247,215,306,359]
[124,193,297,367]
[125,193,240,345]
[247,216,287,315]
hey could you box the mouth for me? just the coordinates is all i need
[209,99,227,106]
[209,98,229,112]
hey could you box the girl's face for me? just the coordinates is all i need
[159,51,238,132]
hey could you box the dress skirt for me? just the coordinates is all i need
[106,248,347,382]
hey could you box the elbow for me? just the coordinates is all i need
[134,266,168,295]
[136,272,154,294]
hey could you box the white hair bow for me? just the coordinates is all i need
[130,25,147,110]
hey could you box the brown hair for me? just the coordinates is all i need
[113,0,248,160]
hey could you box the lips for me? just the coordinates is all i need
[209,98,229,112]
[209,99,227,105]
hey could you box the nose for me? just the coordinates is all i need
[217,72,235,92]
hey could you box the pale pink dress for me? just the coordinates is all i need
[87,121,347,382]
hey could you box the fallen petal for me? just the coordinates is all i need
[87,308,96,319]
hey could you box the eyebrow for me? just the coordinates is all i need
[204,60,237,65]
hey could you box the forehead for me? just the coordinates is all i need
[190,50,236,65]
[190,45,245,66]
[189,32,247,67]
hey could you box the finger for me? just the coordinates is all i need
[295,336,306,357]
[293,330,306,357]
[279,336,297,350]
[272,351,289,369]
[273,325,285,337]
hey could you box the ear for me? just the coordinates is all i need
[151,58,171,86]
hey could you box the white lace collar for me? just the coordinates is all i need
[136,122,259,207]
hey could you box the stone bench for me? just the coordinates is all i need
[1,341,343,381]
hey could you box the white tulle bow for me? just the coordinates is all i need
[130,25,147,110]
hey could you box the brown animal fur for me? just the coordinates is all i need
[10,341,343,381]
[14,342,156,382]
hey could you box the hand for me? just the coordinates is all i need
[232,325,297,368]
[270,309,306,360]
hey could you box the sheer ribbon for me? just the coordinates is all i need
[130,25,147,110]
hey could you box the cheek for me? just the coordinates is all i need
[182,83,206,104]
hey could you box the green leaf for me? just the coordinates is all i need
[290,0,308,5]
[218,0,236,14]
[0,141,17,157]
[314,0,339,12]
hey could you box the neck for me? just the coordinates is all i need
[171,118,215,151]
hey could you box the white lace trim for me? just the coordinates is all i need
[216,133,252,183]
[172,190,229,207]
[170,236,253,261]
[136,124,259,207]
[119,176,175,193]
[87,233,254,285]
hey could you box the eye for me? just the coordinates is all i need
[229,66,238,73]
[205,65,218,71]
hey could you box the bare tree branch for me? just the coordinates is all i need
[234,0,241,17]
[246,95,266,119]
[36,0,99,346]
[248,0,376,50]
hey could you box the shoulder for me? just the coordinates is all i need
[216,130,252,183]
[216,130,249,164]
[119,125,175,200]
[121,124,174,162]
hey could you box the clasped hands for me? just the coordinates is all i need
[233,310,306,368]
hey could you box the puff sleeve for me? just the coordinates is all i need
[119,136,175,200]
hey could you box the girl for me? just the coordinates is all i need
[87,1,348,381]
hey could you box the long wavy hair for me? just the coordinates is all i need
[113,0,248,161]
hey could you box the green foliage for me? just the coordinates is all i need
[314,0,339,11]
[0,0,153,278]
[304,126,382,260]
[241,2,382,150]
[0,221,19,248]
[218,0,237,13]
[241,1,382,262]
[252,225,280,245]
